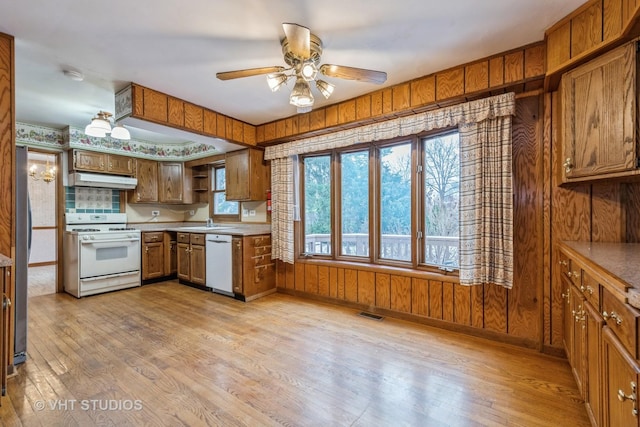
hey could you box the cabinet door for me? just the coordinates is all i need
[159,162,193,204]
[177,242,190,281]
[562,275,574,363]
[602,327,640,427]
[190,244,206,285]
[131,158,158,203]
[107,154,134,175]
[225,150,250,200]
[1,267,6,397]
[562,41,637,180]
[232,237,243,294]
[571,285,586,398]
[585,301,604,427]
[169,240,177,275]
[73,150,106,172]
[142,242,164,280]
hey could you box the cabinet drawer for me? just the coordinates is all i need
[190,233,205,245]
[558,253,580,286]
[581,271,600,309]
[143,232,164,243]
[253,254,272,267]
[253,245,271,257]
[252,235,271,247]
[177,233,190,243]
[602,287,640,358]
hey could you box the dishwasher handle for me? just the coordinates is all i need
[207,240,231,244]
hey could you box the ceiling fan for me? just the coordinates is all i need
[216,23,387,113]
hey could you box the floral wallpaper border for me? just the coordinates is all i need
[15,122,220,161]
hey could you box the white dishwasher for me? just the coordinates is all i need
[205,234,233,296]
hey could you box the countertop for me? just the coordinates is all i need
[0,253,12,267]
[132,222,271,237]
[560,241,640,308]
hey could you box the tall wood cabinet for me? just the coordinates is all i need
[225,149,270,201]
[561,40,639,182]
[158,162,193,204]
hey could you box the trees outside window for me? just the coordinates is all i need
[212,166,239,221]
[303,155,332,255]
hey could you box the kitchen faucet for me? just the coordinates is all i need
[206,217,214,228]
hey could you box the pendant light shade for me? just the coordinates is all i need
[289,76,314,108]
[109,124,131,140]
[84,111,131,140]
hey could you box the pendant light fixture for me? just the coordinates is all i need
[85,111,131,140]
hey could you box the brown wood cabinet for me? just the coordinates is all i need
[232,234,275,301]
[164,232,177,276]
[560,243,640,427]
[70,149,134,176]
[129,158,158,203]
[225,149,270,201]
[1,266,9,399]
[561,40,639,182]
[177,233,205,286]
[142,232,165,281]
[159,162,193,204]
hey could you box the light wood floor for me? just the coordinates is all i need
[0,280,590,426]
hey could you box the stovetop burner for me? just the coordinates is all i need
[72,228,101,232]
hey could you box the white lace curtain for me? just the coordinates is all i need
[265,92,515,288]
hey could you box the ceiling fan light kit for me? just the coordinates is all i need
[85,111,131,140]
[216,23,387,113]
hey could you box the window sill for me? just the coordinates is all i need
[295,256,460,283]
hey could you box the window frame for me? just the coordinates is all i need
[298,128,459,276]
[210,163,240,223]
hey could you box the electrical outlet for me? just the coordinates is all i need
[151,210,160,217]
[249,210,256,217]
[189,210,195,216]
[242,209,249,216]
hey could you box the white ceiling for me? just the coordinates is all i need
[0,0,585,147]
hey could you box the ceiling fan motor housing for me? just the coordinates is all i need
[282,33,323,69]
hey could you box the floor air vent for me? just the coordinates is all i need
[358,312,384,321]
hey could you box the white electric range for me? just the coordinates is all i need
[63,213,141,298]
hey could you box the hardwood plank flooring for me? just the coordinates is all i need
[0,280,589,426]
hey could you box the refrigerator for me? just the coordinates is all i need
[14,146,29,364]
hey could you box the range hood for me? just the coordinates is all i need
[68,172,137,190]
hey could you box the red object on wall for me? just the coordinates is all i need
[266,190,272,212]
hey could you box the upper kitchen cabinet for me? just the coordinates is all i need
[158,162,193,204]
[225,148,270,201]
[129,158,158,203]
[70,149,134,176]
[561,40,640,183]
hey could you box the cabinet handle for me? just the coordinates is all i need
[109,163,113,168]
[563,157,573,173]
[145,246,149,253]
[580,284,586,292]
[618,382,638,417]
[603,310,623,326]
[137,192,141,201]
[100,162,105,168]
[2,295,11,309]
[561,291,570,305]
[558,260,567,266]
[585,286,594,295]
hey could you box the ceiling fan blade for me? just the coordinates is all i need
[216,66,286,80]
[319,64,387,84]
[282,23,310,59]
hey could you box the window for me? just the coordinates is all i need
[340,150,369,257]
[303,155,332,255]
[379,142,412,262]
[422,133,459,268]
[212,166,239,221]
[300,130,460,272]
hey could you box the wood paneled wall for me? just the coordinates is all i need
[129,83,257,147]
[0,34,13,260]
[257,43,546,145]
[276,94,546,349]
[546,0,640,87]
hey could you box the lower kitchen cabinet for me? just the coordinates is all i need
[177,233,205,286]
[560,242,640,427]
[165,233,177,276]
[232,234,275,301]
[142,232,165,281]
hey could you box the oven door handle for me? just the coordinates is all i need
[80,238,140,246]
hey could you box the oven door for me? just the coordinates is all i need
[79,236,141,279]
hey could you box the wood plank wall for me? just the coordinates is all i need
[546,0,640,86]
[0,32,15,369]
[128,83,257,147]
[276,94,546,349]
[257,43,546,145]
